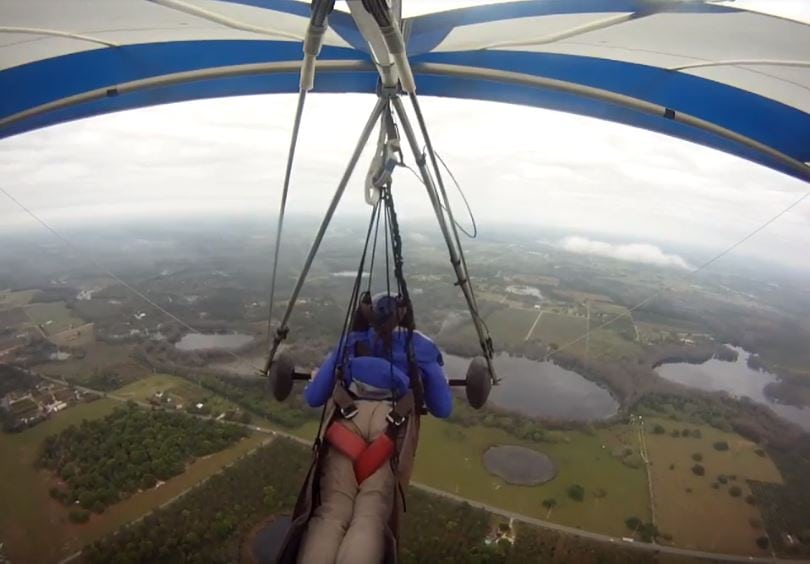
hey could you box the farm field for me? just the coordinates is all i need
[485,307,541,343]
[36,342,149,387]
[644,417,782,555]
[0,289,37,310]
[412,418,650,536]
[532,312,588,354]
[291,417,649,536]
[23,301,84,335]
[113,373,243,416]
[0,398,267,563]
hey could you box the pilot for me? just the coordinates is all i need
[297,293,452,564]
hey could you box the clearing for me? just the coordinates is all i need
[644,417,782,555]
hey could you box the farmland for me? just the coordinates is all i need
[644,417,782,555]
[0,398,266,563]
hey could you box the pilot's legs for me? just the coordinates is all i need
[297,401,394,564]
[297,446,357,564]
[336,401,394,564]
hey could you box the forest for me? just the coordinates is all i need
[82,438,309,563]
[0,364,40,397]
[750,435,810,556]
[82,438,656,564]
[40,403,246,514]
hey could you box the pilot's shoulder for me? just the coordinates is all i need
[411,330,434,343]
[410,331,443,360]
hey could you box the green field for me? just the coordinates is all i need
[412,419,650,536]
[23,301,84,335]
[533,312,588,353]
[0,289,37,310]
[36,342,149,386]
[589,328,644,361]
[0,398,267,563]
[290,417,650,535]
[114,373,242,415]
[486,307,541,343]
[645,417,782,555]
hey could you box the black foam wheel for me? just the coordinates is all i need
[270,352,295,402]
[465,356,492,409]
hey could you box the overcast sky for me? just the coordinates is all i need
[0,0,808,274]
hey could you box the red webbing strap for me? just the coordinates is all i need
[354,434,395,484]
[325,422,367,460]
[323,392,415,485]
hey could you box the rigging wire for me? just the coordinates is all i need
[408,93,481,313]
[547,189,810,360]
[0,185,265,373]
[366,201,383,293]
[266,89,307,350]
[402,152,477,239]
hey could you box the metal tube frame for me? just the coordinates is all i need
[391,95,497,381]
[263,96,387,373]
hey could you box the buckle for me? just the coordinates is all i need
[386,411,406,427]
[340,405,358,420]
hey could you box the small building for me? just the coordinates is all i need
[45,401,68,414]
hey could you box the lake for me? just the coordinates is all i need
[656,345,810,432]
[443,353,618,421]
[175,332,254,351]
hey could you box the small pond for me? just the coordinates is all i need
[483,445,557,485]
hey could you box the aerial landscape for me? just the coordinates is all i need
[2,0,809,562]
[1,214,808,563]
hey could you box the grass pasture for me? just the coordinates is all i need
[36,342,149,386]
[114,373,242,415]
[23,301,84,335]
[412,419,650,537]
[443,304,539,345]
[0,398,267,563]
[533,312,588,353]
[485,307,541,344]
[0,308,28,331]
[0,289,37,310]
[644,417,782,555]
[287,417,650,536]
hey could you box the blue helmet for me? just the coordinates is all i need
[371,293,400,326]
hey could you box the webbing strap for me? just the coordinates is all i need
[324,390,415,484]
[355,434,395,484]
[324,424,396,485]
[332,383,358,419]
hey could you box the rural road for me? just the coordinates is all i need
[33,371,809,564]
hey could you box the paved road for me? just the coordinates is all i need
[35,371,809,564]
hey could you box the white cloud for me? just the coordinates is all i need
[558,236,692,270]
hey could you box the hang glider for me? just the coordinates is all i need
[1,0,808,181]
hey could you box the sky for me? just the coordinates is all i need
[0,0,808,274]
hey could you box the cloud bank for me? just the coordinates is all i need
[558,236,692,270]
